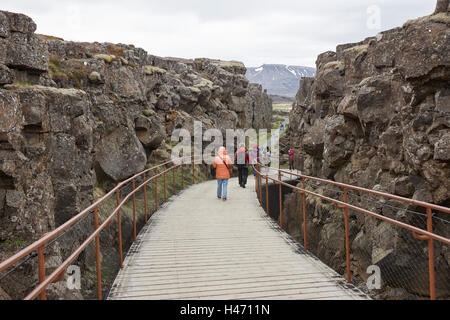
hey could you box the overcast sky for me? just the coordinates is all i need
[1,0,436,68]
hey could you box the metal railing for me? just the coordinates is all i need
[253,164,450,300]
[0,156,208,300]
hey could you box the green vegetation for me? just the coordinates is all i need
[0,238,30,249]
[144,65,167,75]
[49,56,89,88]
[93,54,118,64]
[12,81,33,87]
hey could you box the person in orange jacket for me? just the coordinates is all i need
[213,146,233,201]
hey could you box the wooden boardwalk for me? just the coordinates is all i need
[108,177,370,300]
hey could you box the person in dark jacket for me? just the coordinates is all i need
[235,144,250,188]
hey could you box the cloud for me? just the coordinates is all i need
[1,0,436,67]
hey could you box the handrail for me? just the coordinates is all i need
[252,163,450,300]
[0,155,205,300]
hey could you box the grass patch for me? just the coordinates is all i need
[12,80,33,87]
[49,56,89,88]
[144,65,167,75]
[0,238,30,249]
[94,54,118,64]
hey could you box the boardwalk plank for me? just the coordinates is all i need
[108,177,370,300]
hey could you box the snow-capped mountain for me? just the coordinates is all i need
[246,64,316,97]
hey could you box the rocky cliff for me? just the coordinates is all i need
[284,6,449,298]
[0,10,271,298]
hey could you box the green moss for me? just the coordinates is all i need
[12,81,33,87]
[94,54,118,63]
[144,65,167,75]
[0,238,29,249]
[143,109,155,117]
[48,56,89,88]
[323,61,345,72]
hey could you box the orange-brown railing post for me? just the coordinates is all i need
[343,187,351,283]
[206,164,209,180]
[258,166,262,206]
[37,243,46,300]
[155,169,158,211]
[427,207,436,300]
[94,205,102,300]
[144,172,148,224]
[116,190,123,268]
[279,170,282,229]
[132,179,136,242]
[302,177,307,250]
[265,175,269,217]
[254,167,258,193]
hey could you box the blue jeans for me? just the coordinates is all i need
[217,179,229,198]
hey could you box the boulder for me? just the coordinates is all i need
[135,114,165,149]
[96,126,147,181]
[5,32,49,72]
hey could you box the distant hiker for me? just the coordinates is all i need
[263,147,271,175]
[213,146,233,201]
[288,148,294,171]
[235,145,250,188]
[251,145,260,176]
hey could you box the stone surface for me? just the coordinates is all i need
[283,4,450,299]
[0,9,273,299]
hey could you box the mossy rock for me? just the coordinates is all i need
[144,65,167,75]
[323,61,345,72]
[88,71,102,82]
[11,80,33,87]
[143,109,156,117]
[94,54,117,63]
[188,86,201,94]
[343,44,369,60]
[193,78,214,89]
